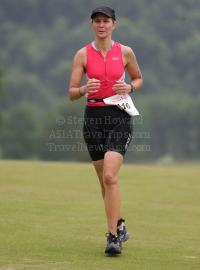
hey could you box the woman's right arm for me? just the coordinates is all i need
[68,47,100,101]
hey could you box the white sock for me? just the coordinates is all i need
[119,223,125,231]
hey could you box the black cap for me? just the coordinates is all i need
[91,6,116,21]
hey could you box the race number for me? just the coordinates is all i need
[103,94,139,116]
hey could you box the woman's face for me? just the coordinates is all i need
[91,14,116,39]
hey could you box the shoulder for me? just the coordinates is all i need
[120,44,135,58]
[73,47,86,67]
[74,47,86,60]
[119,44,135,67]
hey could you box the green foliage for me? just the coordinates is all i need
[0,103,39,159]
[1,0,200,104]
[0,0,200,161]
[37,98,89,161]
[0,66,5,96]
[0,66,6,127]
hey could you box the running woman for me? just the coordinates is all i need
[69,6,143,254]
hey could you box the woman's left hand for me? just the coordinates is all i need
[112,81,131,95]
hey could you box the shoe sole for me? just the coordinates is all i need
[105,243,122,254]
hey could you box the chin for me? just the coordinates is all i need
[97,34,108,38]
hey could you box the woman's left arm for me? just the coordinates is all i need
[113,45,143,95]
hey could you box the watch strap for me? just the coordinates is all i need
[130,83,134,93]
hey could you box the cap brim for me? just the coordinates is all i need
[91,11,113,19]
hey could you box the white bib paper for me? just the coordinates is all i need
[103,94,139,116]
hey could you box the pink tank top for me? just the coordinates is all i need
[86,41,125,106]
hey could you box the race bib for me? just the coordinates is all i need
[103,94,139,116]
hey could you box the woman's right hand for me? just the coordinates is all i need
[82,79,100,94]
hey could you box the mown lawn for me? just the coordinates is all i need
[0,160,200,270]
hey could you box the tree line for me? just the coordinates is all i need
[0,0,200,162]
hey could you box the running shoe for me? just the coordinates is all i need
[105,232,122,254]
[117,224,129,242]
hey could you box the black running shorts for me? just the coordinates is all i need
[83,105,133,161]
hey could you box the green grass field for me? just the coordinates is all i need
[0,160,200,270]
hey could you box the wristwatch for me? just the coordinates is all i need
[130,83,134,93]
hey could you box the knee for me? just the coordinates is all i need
[103,171,117,186]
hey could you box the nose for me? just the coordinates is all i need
[99,21,104,27]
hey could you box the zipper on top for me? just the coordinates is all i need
[104,53,107,87]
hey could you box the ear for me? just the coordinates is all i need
[112,21,116,30]
[90,19,93,29]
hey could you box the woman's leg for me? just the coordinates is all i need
[92,157,122,230]
[103,151,123,235]
[92,159,105,199]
